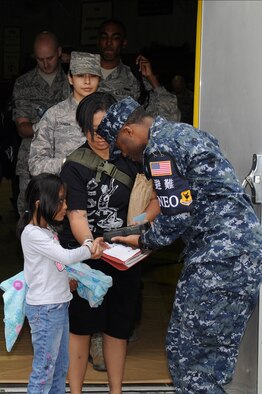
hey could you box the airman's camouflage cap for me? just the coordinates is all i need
[69,51,102,77]
[97,96,140,145]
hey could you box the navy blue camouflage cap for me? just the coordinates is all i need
[97,96,140,145]
[69,51,102,77]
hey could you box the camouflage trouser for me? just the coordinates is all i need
[166,254,262,393]
[17,174,30,217]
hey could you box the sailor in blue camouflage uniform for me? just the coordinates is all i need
[89,94,262,393]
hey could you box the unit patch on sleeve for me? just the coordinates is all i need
[149,155,193,216]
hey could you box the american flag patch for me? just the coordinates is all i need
[150,161,172,176]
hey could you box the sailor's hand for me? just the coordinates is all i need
[111,234,140,248]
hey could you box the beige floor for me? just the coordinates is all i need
[0,179,182,385]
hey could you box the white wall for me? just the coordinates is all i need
[199,1,262,392]
[199,0,262,184]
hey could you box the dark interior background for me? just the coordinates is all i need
[0,0,197,103]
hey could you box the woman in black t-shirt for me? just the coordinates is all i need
[59,92,159,394]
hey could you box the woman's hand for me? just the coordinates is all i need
[91,237,109,259]
[69,278,78,292]
[111,234,140,248]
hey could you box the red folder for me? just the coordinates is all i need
[101,243,151,270]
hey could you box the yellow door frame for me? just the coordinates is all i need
[193,0,203,128]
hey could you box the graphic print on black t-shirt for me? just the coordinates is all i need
[87,177,124,232]
[59,147,140,244]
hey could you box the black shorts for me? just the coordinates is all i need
[69,258,142,339]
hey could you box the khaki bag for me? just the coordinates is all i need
[127,173,153,225]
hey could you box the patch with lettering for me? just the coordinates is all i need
[148,154,193,216]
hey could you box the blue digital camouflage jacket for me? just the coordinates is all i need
[142,117,262,265]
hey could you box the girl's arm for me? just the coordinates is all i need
[24,226,106,266]
[25,227,92,265]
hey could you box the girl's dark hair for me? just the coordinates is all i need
[16,173,66,238]
[76,92,116,139]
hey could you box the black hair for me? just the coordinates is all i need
[76,92,116,139]
[98,19,127,39]
[16,173,66,239]
[125,106,147,125]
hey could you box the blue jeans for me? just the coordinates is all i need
[25,302,69,394]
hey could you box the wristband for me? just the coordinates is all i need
[82,238,94,244]
[82,238,93,252]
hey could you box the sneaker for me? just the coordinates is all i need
[89,333,107,372]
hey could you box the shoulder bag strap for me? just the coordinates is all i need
[65,148,134,190]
